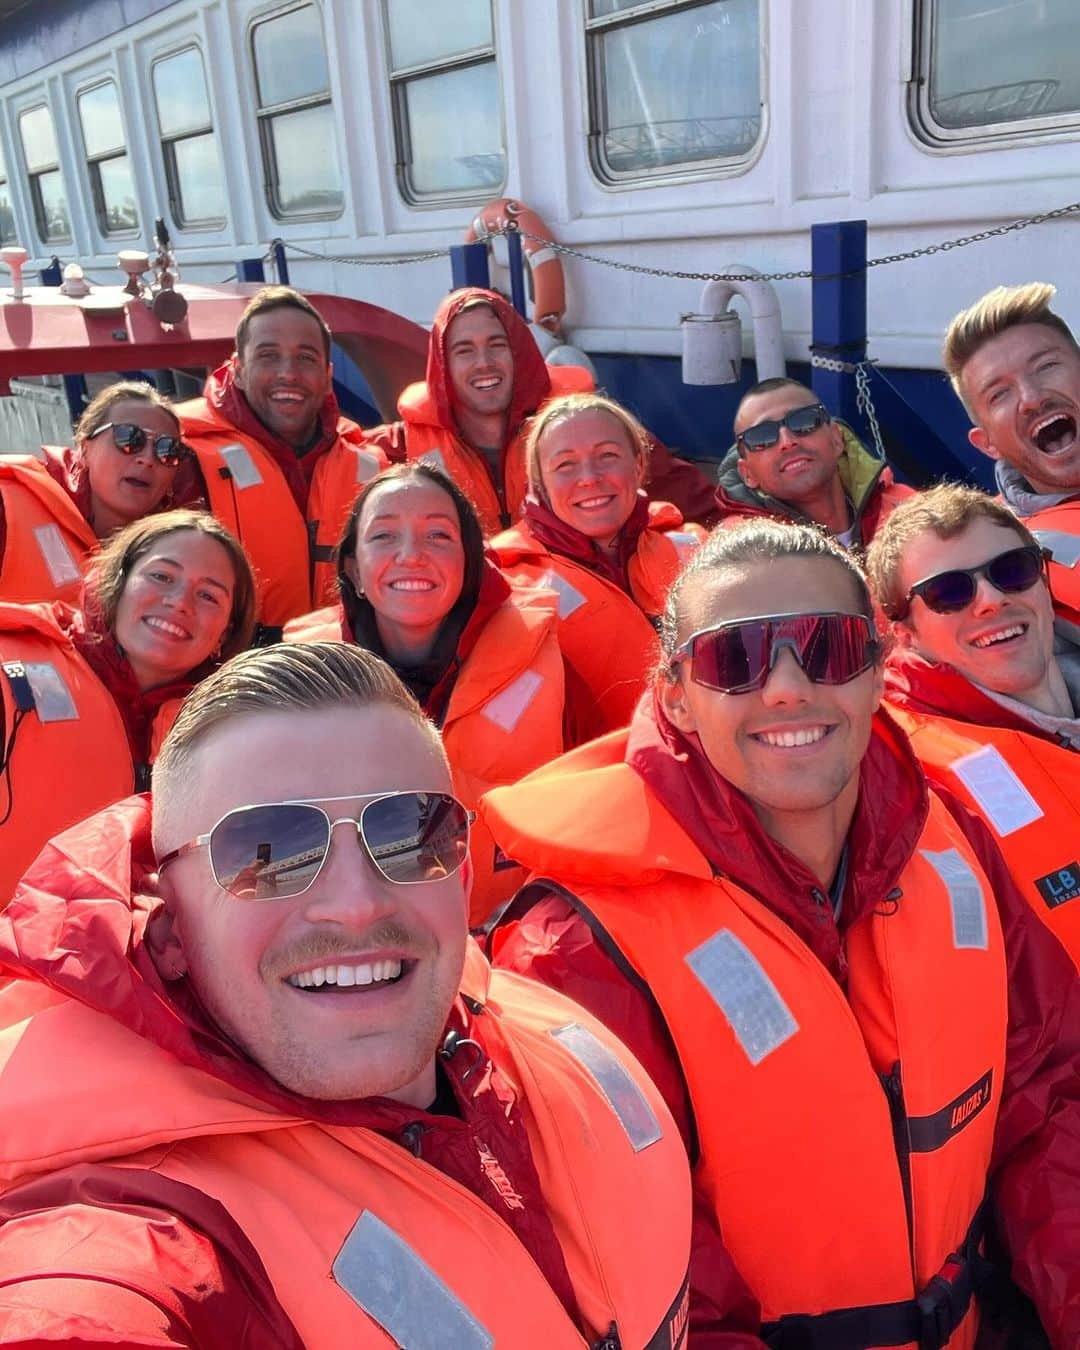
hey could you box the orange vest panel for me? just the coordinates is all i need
[306,437,388,608]
[890,702,1080,969]
[0,458,98,606]
[1023,500,1080,627]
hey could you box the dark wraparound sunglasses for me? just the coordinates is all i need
[672,611,880,694]
[157,790,474,900]
[92,421,190,468]
[896,545,1047,621]
[737,403,831,453]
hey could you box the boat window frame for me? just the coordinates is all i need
[249,0,345,223]
[0,133,13,247]
[75,77,140,238]
[150,44,228,232]
[908,0,1080,148]
[382,0,507,206]
[17,102,72,245]
[584,0,765,187]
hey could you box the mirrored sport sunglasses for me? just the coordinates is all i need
[672,611,880,694]
[737,403,830,453]
[93,421,190,468]
[157,790,474,900]
[897,544,1047,621]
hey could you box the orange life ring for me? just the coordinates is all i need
[465,198,566,336]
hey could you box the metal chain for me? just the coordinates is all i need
[267,197,1080,284]
[855,362,886,461]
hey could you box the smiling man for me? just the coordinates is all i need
[483,518,1080,1347]
[715,378,912,548]
[945,283,1080,630]
[176,286,385,624]
[0,642,693,1349]
[867,483,1080,966]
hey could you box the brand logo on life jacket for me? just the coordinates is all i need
[640,1271,691,1350]
[907,1069,993,1153]
[668,1281,690,1348]
[1035,863,1080,909]
[476,1138,525,1211]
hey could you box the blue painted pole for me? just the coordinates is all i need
[272,240,289,285]
[449,241,490,291]
[505,229,528,319]
[810,220,866,431]
[39,258,62,286]
[237,257,266,282]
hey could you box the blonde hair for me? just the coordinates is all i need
[524,392,652,502]
[866,483,1037,621]
[87,508,257,660]
[943,283,1078,406]
[75,380,180,444]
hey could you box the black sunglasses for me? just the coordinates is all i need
[157,790,474,900]
[897,545,1047,621]
[671,611,880,694]
[737,404,831,453]
[93,421,189,468]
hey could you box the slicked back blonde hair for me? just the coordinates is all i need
[943,283,1079,407]
[152,643,447,853]
[524,392,652,502]
[866,483,1037,621]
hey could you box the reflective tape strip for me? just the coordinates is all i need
[666,531,699,560]
[419,449,450,476]
[355,448,383,483]
[219,442,264,489]
[550,1022,662,1152]
[949,744,1043,837]
[921,847,988,950]
[537,567,587,619]
[685,930,798,1065]
[22,661,78,721]
[333,1211,494,1349]
[1032,529,1080,567]
[33,523,82,587]
[480,669,543,733]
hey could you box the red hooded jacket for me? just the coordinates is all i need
[363,287,721,530]
[0,797,623,1348]
[485,696,1080,1348]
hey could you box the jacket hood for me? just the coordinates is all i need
[715,424,890,523]
[0,797,486,1182]
[995,459,1078,518]
[414,288,553,435]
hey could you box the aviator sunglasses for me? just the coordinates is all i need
[737,403,831,453]
[672,611,880,694]
[92,421,190,468]
[896,545,1046,621]
[157,790,474,900]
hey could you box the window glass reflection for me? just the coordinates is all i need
[154,49,213,137]
[402,63,505,194]
[38,171,70,241]
[269,103,343,216]
[19,106,59,172]
[97,156,139,232]
[78,82,125,158]
[386,0,492,70]
[173,133,226,223]
[253,5,331,107]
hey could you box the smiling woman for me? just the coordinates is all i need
[0,507,256,906]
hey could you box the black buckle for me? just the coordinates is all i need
[916,1269,966,1350]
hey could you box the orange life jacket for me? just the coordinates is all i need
[0,942,692,1349]
[285,591,567,928]
[485,742,1008,1348]
[307,438,389,607]
[1021,499,1080,627]
[176,397,313,625]
[0,456,98,606]
[888,702,1080,969]
[397,366,594,536]
[490,512,701,739]
[0,604,134,903]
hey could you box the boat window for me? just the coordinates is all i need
[585,0,762,184]
[251,4,344,221]
[77,81,138,236]
[384,0,506,203]
[152,47,227,229]
[18,105,70,244]
[0,138,13,247]
[910,0,1080,145]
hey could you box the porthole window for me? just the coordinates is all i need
[251,4,344,220]
[911,0,1080,145]
[585,0,762,184]
[384,0,506,203]
[18,105,71,244]
[77,80,139,235]
[152,47,228,229]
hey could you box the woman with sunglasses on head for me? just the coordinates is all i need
[284,461,567,926]
[0,380,192,606]
[0,508,256,904]
[868,483,1080,967]
[491,392,704,739]
[480,515,1080,1347]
